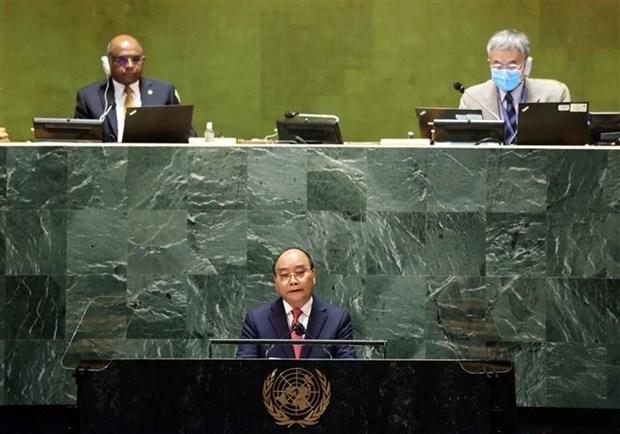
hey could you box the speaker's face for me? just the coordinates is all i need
[273,249,316,308]
[108,36,145,86]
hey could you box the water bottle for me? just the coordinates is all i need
[204,121,215,142]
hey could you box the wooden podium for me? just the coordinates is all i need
[75,358,515,433]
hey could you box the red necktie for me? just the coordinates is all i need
[291,308,303,359]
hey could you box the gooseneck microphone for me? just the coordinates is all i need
[452,81,502,121]
[292,322,305,336]
[292,323,333,359]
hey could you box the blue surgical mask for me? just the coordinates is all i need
[491,69,522,92]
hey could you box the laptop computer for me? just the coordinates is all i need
[415,107,483,139]
[123,104,194,143]
[432,119,504,144]
[33,118,104,142]
[589,112,620,144]
[515,102,590,146]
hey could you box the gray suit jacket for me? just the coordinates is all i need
[74,77,182,142]
[459,77,571,120]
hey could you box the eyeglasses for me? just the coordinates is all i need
[490,62,523,71]
[112,55,144,66]
[277,268,311,282]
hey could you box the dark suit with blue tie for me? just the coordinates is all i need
[74,77,181,142]
[235,297,356,359]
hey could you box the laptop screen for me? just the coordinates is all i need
[123,105,194,143]
[415,107,483,139]
[516,102,590,146]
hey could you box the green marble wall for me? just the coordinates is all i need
[0,144,619,410]
[1,1,619,141]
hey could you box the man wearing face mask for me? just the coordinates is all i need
[459,29,571,144]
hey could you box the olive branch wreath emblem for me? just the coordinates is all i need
[263,368,331,428]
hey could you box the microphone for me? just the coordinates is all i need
[292,322,306,336]
[452,81,501,121]
[291,323,333,359]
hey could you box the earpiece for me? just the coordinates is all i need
[524,56,533,76]
[101,55,111,77]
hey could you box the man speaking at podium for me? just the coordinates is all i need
[236,247,356,359]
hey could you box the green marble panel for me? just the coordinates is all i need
[126,274,188,339]
[307,148,366,213]
[486,213,547,277]
[487,277,547,343]
[362,275,427,349]
[425,212,486,276]
[247,209,308,275]
[67,147,128,210]
[3,210,67,276]
[0,277,4,340]
[127,147,188,210]
[66,210,127,275]
[187,147,248,210]
[187,210,247,275]
[65,274,126,337]
[4,339,74,405]
[608,213,620,278]
[366,148,427,212]
[609,344,620,407]
[546,343,608,408]
[547,151,607,213]
[605,151,620,213]
[247,147,307,211]
[611,280,620,346]
[547,212,607,278]
[187,273,247,341]
[7,147,68,209]
[511,343,547,407]
[127,210,188,274]
[486,149,548,213]
[426,149,486,212]
[365,211,426,275]
[5,276,65,340]
[308,210,366,275]
[545,278,611,344]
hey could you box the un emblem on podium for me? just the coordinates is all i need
[263,367,331,427]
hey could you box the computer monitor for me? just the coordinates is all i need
[415,107,483,139]
[276,113,343,144]
[432,119,504,144]
[589,112,620,144]
[32,118,104,142]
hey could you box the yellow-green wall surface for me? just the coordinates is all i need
[1,0,619,142]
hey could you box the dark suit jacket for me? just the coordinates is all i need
[235,297,356,359]
[74,77,183,142]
